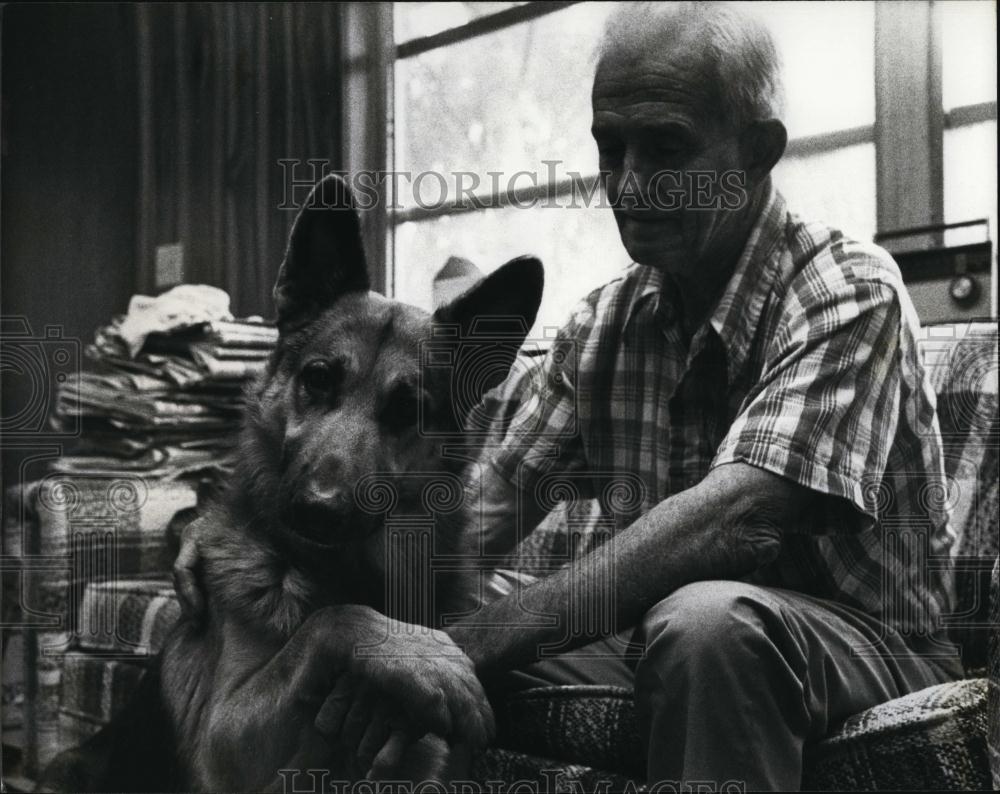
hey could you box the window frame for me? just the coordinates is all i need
[377,0,997,310]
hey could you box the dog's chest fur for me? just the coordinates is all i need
[196,502,478,642]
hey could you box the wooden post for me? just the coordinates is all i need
[340,3,394,295]
[875,0,944,243]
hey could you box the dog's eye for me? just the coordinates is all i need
[300,361,339,396]
[381,385,420,433]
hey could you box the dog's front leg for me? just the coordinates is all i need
[194,604,491,791]
[193,610,353,791]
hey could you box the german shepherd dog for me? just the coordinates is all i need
[40,174,544,792]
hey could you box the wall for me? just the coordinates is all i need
[1,2,346,490]
[1,3,140,491]
[135,3,343,316]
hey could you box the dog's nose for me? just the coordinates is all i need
[290,488,353,540]
[298,486,350,512]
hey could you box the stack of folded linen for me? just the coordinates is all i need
[50,284,277,480]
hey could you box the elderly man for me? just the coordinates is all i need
[176,2,962,789]
[451,2,962,788]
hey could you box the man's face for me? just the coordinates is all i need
[592,41,751,273]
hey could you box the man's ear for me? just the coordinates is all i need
[273,174,370,327]
[740,119,787,186]
[432,255,544,409]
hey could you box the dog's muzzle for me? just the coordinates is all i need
[289,489,367,544]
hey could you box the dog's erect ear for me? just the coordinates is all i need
[273,174,370,326]
[432,256,544,408]
[433,255,544,339]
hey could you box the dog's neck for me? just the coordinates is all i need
[198,494,387,639]
[199,491,479,642]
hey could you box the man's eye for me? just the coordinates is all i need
[650,139,683,158]
[656,136,694,160]
[301,361,338,395]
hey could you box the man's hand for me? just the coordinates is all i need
[315,678,445,780]
[311,609,494,778]
[172,516,207,620]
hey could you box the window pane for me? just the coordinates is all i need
[750,2,875,139]
[393,203,630,335]
[941,0,998,111]
[944,121,998,248]
[395,2,528,46]
[772,143,877,243]
[394,2,617,208]
[392,1,879,327]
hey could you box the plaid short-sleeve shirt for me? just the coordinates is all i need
[484,187,955,639]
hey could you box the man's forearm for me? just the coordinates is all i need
[448,464,789,678]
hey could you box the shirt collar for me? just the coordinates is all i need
[621,185,787,379]
[622,260,669,331]
[707,184,787,382]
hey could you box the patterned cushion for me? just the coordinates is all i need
[917,322,999,670]
[77,579,180,655]
[59,654,146,724]
[474,748,642,793]
[988,558,999,790]
[492,685,643,777]
[483,680,992,791]
[804,679,990,790]
[34,474,197,560]
[57,654,147,753]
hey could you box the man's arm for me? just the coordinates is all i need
[456,266,913,677]
[450,461,813,678]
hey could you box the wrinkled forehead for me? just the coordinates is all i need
[592,31,719,119]
[596,8,709,76]
[284,292,432,369]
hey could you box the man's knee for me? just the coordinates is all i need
[636,580,785,669]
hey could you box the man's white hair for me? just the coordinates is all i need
[600,1,785,130]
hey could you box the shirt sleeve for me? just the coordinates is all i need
[711,267,904,532]
[482,299,591,495]
[463,304,592,552]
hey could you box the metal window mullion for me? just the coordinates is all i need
[396,1,580,60]
[389,173,603,225]
[782,124,875,159]
[944,100,999,128]
[342,2,393,295]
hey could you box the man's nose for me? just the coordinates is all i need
[622,145,641,177]
[615,149,653,207]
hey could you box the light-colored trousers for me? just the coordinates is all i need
[486,576,963,791]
